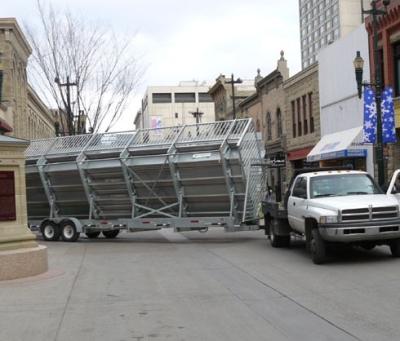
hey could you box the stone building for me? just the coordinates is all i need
[284,62,320,180]
[237,52,290,197]
[257,52,289,193]
[0,18,55,139]
[209,75,255,121]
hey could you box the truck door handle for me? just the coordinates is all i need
[293,202,296,206]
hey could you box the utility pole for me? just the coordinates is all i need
[55,76,77,135]
[225,73,243,119]
[191,108,204,136]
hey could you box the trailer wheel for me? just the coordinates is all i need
[60,220,80,242]
[102,229,120,239]
[41,221,60,241]
[310,228,327,264]
[85,231,101,239]
[390,239,400,257]
[270,220,290,248]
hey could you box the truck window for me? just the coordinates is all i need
[292,177,307,198]
[310,174,381,198]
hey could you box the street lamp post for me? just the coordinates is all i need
[354,0,390,187]
[225,74,243,119]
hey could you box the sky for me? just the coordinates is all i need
[2,0,301,131]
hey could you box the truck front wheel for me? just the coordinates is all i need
[390,239,400,257]
[310,229,327,264]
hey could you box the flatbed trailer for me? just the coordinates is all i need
[25,119,266,241]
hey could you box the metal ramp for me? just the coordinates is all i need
[25,119,265,236]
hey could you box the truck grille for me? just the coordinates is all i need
[341,206,398,222]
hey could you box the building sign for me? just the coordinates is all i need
[151,116,162,129]
[0,171,16,221]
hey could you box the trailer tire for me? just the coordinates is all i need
[102,229,120,239]
[41,221,60,241]
[310,228,327,264]
[85,231,101,239]
[390,239,400,257]
[270,220,290,248]
[60,220,80,242]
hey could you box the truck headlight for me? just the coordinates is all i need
[319,216,338,224]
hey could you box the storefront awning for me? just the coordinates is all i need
[307,126,367,162]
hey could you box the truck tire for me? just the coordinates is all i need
[102,229,120,239]
[85,231,101,239]
[270,221,290,248]
[310,228,327,264]
[390,239,400,257]
[41,221,61,241]
[60,220,80,242]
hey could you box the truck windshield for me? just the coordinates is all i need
[310,174,381,199]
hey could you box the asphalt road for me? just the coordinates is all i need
[1,229,400,341]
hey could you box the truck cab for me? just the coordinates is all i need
[264,168,400,264]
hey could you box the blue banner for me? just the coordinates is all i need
[363,87,377,143]
[363,86,397,144]
[381,87,397,143]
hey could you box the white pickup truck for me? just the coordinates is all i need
[263,168,400,264]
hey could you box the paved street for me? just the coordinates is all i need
[1,229,400,341]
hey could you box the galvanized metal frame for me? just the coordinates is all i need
[25,119,265,233]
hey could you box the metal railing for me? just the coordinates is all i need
[129,126,180,147]
[84,131,136,152]
[177,120,235,144]
[239,122,265,222]
[25,138,57,159]
[46,134,94,156]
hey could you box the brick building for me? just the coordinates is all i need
[284,62,320,180]
[365,0,400,180]
[209,75,255,121]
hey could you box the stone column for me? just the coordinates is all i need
[0,135,47,280]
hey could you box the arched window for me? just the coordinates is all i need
[266,112,272,140]
[276,108,282,138]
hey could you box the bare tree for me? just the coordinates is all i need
[25,0,143,134]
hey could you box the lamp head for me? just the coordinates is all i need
[353,51,364,71]
[383,0,390,7]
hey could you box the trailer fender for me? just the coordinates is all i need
[59,217,84,233]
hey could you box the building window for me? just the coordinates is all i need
[198,92,213,103]
[266,112,272,140]
[152,93,172,103]
[302,95,308,135]
[309,92,314,133]
[297,98,302,136]
[394,43,400,96]
[276,108,282,137]
[175,92,196,103]
[291,101,296,138]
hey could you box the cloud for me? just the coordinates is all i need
[3,0,301,132]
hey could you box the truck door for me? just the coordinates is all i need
[287,176,307,233]
[387,170,400,203]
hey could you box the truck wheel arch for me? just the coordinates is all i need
[305,218,318,243]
